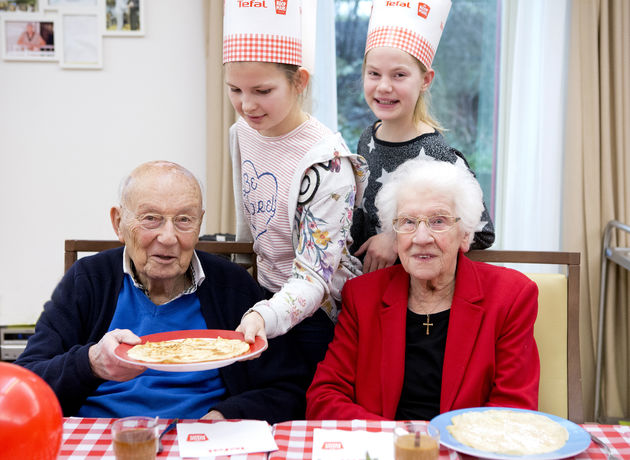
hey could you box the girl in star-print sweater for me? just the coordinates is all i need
[350,1,495,273]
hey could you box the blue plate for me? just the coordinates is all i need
[429,407,590,459]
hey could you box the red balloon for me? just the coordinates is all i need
[0,362,63,460]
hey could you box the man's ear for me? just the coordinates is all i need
[110,206,125,243]
[196,209,206,236]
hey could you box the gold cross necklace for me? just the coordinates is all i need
[422,314,434,335]
[421,305,444,335]
[409,282,454,335]
[410,303,445,335]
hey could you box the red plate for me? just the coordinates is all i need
[114,329,267,372]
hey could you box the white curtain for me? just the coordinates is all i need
[311,0,338,132]
[495,0,570,253]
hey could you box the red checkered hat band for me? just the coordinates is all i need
[365,26,436,69]
[223,34,302,65]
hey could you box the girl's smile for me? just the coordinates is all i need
[363,46,434,141]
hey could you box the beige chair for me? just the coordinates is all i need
[64,239,257,279]
[467,250,583,423]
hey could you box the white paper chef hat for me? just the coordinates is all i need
[365,0,452,69]
[223,0,302,66]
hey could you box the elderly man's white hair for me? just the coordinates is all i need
[375,157,484,246]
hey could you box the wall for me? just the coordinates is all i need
[0,0,207,325]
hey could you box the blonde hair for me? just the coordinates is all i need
[276,63,310,107]
[411,59,443,131]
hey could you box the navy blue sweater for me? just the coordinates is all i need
[16,247,309,423]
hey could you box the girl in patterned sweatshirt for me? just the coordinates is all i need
[223,0,368,375]
[350,0,495,273]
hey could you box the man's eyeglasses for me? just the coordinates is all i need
[392,215,461,234]
[130,212,201,233]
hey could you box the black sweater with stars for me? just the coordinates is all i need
[350,123,496,254]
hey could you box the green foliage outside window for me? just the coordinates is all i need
[0,0,38,11]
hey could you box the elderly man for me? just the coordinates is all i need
[16,161,308,423]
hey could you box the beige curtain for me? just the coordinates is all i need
[204,1,236,235]
[563,0,630,422]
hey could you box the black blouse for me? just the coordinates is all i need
[395,308,450,421]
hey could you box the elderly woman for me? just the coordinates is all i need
[306,158,539,421]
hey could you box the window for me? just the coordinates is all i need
[334,0,500,218]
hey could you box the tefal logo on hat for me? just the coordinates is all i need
[418,2,430,18]
[237,1,267,7]
[385,1,411,6]
[275,0,288,14]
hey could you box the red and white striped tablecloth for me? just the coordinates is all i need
[59,417,268,459]
[58,417,630,459]
[269,420,630,460]
[270,420,456,459]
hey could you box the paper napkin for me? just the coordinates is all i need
[312,428,394,460]
[176,420,277,458]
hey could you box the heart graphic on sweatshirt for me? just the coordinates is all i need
[241,160,278,240]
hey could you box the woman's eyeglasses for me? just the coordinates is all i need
[392,215,461,234]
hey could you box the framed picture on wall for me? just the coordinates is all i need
[0,14,59,61]
[41,0,97,9]
[102,0,143,37]
[58,10,102,68]
[0,0,39,12]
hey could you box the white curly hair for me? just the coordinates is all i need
[375,157,484,246]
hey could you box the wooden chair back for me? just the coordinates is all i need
[64,239,257,279]
[63,243,582,421]
[467,250,583,423]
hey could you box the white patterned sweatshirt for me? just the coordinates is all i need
[229,117,369,338]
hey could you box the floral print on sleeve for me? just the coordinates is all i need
[250,158,359,338]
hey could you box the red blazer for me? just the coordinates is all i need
[306,252,540,420]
